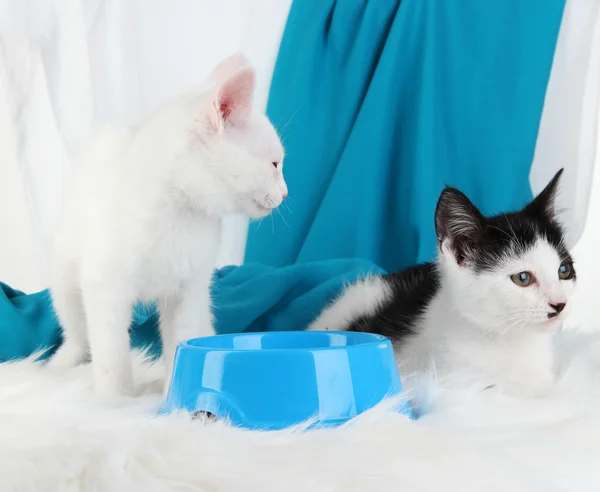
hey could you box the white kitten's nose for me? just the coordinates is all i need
[281,182,288,200]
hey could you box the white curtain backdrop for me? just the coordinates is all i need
[0,0,599,299]
[531,0,600,247]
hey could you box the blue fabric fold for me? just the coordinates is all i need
[0,284,60,361]
[0,260,384,361]
[212,260,384,334]
[245,0,566,271]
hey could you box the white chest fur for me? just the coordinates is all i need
[132,209,221,302]
[398,291,557,395]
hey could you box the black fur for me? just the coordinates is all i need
[347,263,440,339]
[344,169,575,342]
[434,168,573,272]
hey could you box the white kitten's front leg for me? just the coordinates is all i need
[159,272,214,395]
[83,282,135,397]
[48,257,89,368]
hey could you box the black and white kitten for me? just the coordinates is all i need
[309,169,576,393]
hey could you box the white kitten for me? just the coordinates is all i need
[309,170,576,395]
[49,54,287,396]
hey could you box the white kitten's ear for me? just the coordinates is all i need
[220,67,256,121]
[435,187,484,265]
[207,66,256,132]
[524,168,563,221]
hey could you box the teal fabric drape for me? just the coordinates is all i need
[245,0,566,271]
[0,283,164,361]
[0,284,61,360]
[0,260,383,361]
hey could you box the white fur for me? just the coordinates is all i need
[308,276,393,332]
[310,238,576,395]
[48,54,286,397]
[3,329,600,491]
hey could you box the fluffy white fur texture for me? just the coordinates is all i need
[1,330,600,492]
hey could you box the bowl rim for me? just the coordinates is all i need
[178,330,391,354]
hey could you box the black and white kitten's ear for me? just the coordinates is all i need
[435,187,484,264]
[524,168,563,221]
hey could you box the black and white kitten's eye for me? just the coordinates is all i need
[558,262,574,280]
[510,271,533,287]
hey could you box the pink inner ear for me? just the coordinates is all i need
[217,67,255,124]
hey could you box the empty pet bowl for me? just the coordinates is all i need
[161,331,413,430]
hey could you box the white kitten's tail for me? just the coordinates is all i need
[307,276,393,331]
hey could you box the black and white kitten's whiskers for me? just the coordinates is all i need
[309,169,576,394]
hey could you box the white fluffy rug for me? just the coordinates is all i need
[2,331,600,492]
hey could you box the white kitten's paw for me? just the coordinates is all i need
[93,365,135,397]
[47,342,88,369]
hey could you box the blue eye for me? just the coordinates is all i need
[510,271,533,287]
[558,262,574,280]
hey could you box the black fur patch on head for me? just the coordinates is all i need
[435,169,574,273]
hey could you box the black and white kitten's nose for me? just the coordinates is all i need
[548,302,566,318]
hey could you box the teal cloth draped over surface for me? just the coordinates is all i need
[0,260,384,361]
[245,0,566,271]
[0,0,565,362]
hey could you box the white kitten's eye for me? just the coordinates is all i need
[558,262,574,280]
[272,161,279,169]
[510,271,534,287]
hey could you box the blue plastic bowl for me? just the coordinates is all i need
[161,331,412,430]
